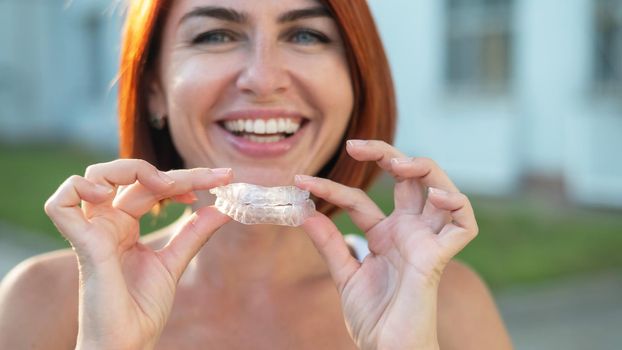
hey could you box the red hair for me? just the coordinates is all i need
[118,0,396,217]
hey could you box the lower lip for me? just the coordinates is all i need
[217,124,306,157]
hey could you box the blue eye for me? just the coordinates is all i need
[192,31,236,45]
[290,29,330,45]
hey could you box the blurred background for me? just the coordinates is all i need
[0,0,621,348]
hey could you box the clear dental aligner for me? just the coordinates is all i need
[209,183,316,226]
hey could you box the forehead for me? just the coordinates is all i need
[169,0,326,20]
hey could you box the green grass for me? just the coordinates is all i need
[0,142,186,239]
[1,143,621,290]
[459,198,622,289]
[331,180,622,290]
[0,143,111,239]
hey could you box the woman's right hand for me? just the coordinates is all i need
[44,159,232,349]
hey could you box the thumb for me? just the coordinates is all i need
[157,206,230,281]
[301,212,360,293]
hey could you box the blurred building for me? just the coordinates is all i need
[0,0,120,148]
[0,0,621,207]
[369,0,622,208]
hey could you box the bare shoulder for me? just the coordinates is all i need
[437,260,514,350]
[0,249,78,349]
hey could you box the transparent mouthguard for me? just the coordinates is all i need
[209,183,316,226]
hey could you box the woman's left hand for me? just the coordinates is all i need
[296,140,479,350]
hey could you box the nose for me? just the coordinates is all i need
[236,41,290,99]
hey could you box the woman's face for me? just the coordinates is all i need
[150,0,354,185]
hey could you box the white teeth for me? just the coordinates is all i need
[243,134,286,143]
[244,120,254,133]
[224,118,302,135]
[278,118,286,131]
[266,119,277,134]
[254,119,266,134]
[286,119,300,133]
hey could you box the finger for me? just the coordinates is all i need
[420,188,452,233]
[346,139,406,172]
[301,212,361,293]
[389,157,459,192]
[82,159,175,218]
[156,206,230,281]
[113,168,233,219]
[84,159,175,194]
[346,140,426,213]
[295,175,385,232]
[44,175,114,242]
[427,189,479,255]
[171,192,199,205]
[392,157,461,213]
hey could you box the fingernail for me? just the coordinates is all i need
[158,171,175,185]
[211,168,232,175]
[185,192,199,202]
[295,174,314,183]
[391,157,413,165]
[347,139,368,147]
[189,212,200,227]
[428,187,448,196]
[95,184,114,194]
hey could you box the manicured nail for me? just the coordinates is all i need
[185,192,199,202]
[211,168,232,175]
[391,157,413,165]
[347,140,368,147]
[295,174,314,183]
[95,184,114,194]
[189,212,200,227]
[158,171,175,185]
[428,187,448,196]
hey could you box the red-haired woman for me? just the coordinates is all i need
[0,1,512,349]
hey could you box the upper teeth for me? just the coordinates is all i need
[223,118,301,134]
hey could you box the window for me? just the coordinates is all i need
[594,0,622,94]
[445,0,514,93]
[84,12,106,99]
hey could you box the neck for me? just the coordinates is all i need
[176,201,330,294]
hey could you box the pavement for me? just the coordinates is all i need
[1,221,621,349]
[496,271,622,350]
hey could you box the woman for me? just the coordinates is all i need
[0,0,513,349]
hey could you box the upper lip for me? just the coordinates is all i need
[215,109,310,122]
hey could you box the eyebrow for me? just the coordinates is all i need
[178,6,331,27]
[179,6,248,25]
[277,7,331,23]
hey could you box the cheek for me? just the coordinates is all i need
[288,51,353,112]
[328,71,354,124]
[294,54,354,171]
[162,56,242,165]
[165,56,239,125]
[309,56,354,130]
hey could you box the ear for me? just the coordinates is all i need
[147,71,168,118]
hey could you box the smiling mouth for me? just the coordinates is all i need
[218,117,308,143]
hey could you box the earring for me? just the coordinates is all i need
[149,114,167,130]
